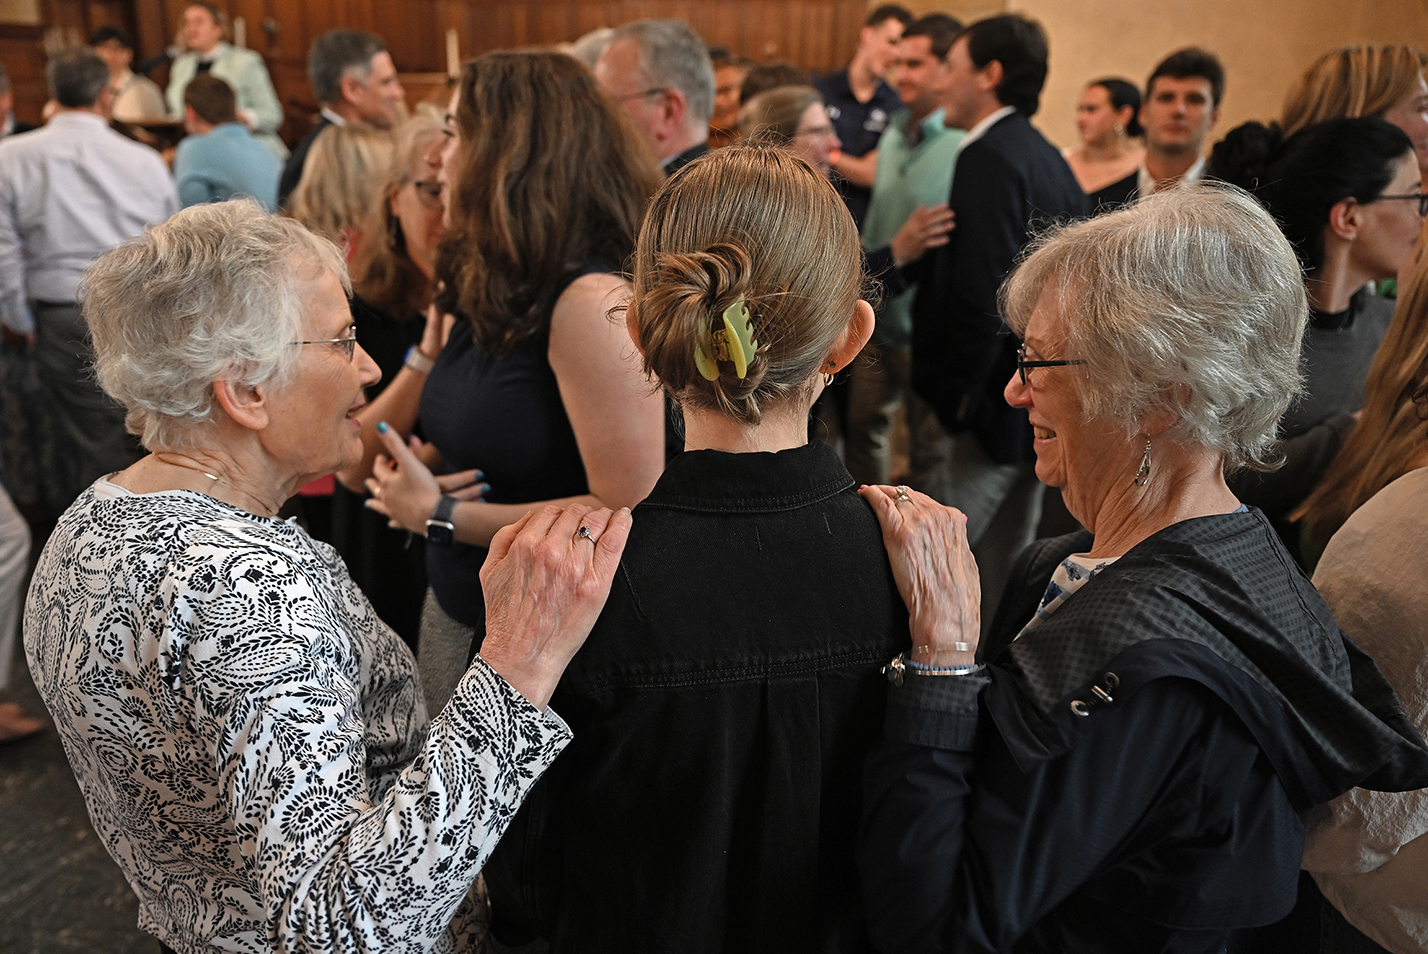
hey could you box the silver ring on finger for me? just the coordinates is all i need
[574,524,595,543]
[894,485,912,503]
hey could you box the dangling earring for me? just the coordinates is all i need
[1133,437,1152,487]
[1113,122,1124,135]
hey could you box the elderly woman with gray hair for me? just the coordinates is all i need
[857,185,1428,954]
[22,200,629,954]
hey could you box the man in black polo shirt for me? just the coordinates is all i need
[815,4,911,228]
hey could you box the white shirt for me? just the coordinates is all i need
[957,105,1016,150]
[0,111,178,333]
[1136,154,1206,198]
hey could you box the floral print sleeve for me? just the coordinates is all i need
[25,483,570,953]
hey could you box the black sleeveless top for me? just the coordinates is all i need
[420,265,605,629]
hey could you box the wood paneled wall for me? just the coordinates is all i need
[65,0,868,143]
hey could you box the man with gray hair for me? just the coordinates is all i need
[593,19,714,174]
[0,47,177,504]
[278,29,405,206]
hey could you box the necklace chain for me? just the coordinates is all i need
[151,453,277,517]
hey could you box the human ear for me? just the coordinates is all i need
[211,376,271,432]
[339,73,363,107]
[825,300,876,374]
[979,59,1003,95]
[1327,197,1360,242]
[663,88,687,137]
[624,303,644,355]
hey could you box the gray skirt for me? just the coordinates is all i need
[417,588,476,715]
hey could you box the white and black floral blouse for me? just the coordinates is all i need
[24,480,571,953]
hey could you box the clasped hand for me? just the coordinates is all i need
[365,422,487,536]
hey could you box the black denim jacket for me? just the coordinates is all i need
[486,441,908,953]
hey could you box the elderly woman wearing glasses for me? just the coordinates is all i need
[23,200,628,953]
[858,186,1428,954]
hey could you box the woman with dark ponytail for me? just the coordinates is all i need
[483,144,906,953]
[1207,115,1424,560]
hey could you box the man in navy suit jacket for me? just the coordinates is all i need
[909,14,1089,627]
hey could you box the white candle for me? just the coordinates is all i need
[446,28,459,77]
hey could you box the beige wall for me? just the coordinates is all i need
[895,0,1428,151]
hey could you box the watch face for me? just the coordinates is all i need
[426,520,456,546]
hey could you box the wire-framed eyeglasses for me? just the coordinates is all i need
[1016,343,1087,386]
[616,87,667,103]
[294,326,359,361]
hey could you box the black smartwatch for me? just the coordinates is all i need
[425,495,457,546]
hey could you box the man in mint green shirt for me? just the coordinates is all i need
[847,14,965,488]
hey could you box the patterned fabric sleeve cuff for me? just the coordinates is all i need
[439,658,574,812]
[452,656,573,742]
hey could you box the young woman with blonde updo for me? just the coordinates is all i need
[483,144,908,953]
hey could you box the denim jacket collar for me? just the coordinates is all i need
[641,441,853,514]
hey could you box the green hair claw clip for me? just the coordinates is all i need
[694,299,759,381]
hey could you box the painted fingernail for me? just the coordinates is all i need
[478,484,491,495]
[473,470,484,480]
[376,421,388,434]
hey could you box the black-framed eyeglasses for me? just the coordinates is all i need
[295,325,359,361]
[1367,192,1428,216]
[1016,343,1087,386]
[617,87,667,103]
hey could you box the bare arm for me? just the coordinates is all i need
[833,148,878,188]
[366,273,664,546]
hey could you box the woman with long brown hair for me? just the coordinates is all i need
[366,51,666,711]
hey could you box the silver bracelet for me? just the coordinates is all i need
[404,345,435,374]
[883,652,985,686]
[913,642,974,656]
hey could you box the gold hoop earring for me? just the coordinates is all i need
[1133,437,1152,487]
[822,372,835,386]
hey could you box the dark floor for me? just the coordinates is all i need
[1,640,152,954]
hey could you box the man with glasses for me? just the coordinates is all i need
[174,75,281,210]
[594,19,714,175]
